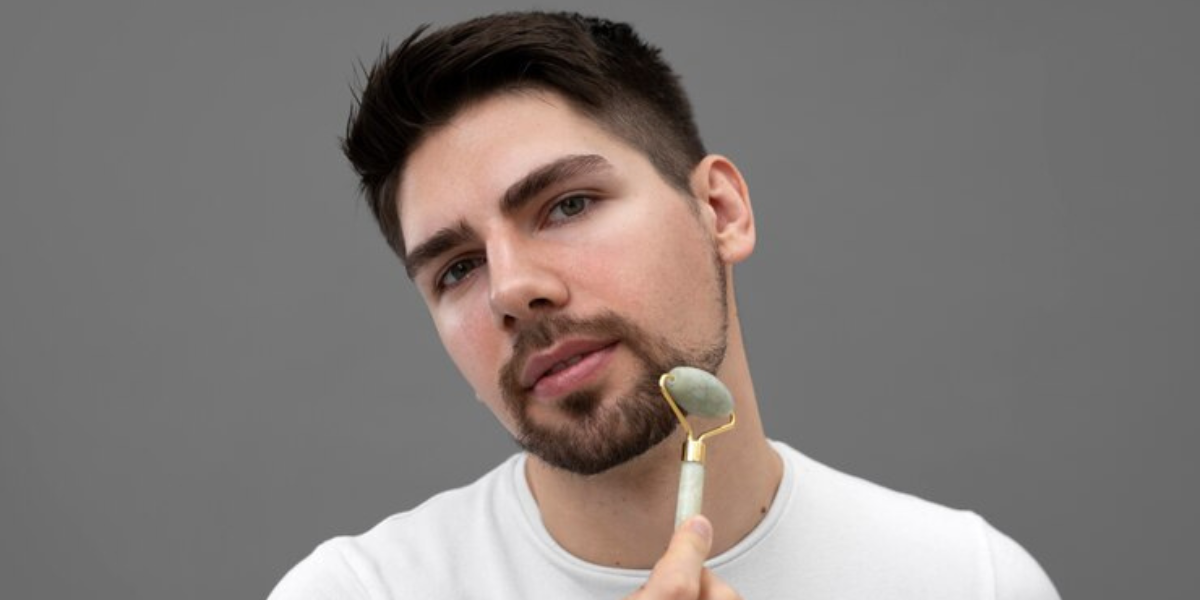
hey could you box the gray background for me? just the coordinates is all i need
[1,1,1196,598]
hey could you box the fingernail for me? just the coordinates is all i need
[687,515,712,541]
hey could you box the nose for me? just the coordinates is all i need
[487,238,568,328]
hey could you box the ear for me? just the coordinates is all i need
[691,155,756,264]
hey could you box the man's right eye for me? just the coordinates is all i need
[437,257,485,290]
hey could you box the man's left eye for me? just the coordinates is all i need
[547,195,592,222]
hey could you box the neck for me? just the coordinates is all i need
[522,320,782,568]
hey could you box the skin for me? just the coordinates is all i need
[398,89,781,597]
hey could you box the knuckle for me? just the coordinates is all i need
[669,533,706,561]
[683,534,708,555]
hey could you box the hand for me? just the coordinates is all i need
[625,516,741,599]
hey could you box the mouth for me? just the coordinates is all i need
[521,339,619,399]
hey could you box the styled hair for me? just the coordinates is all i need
[342,11,707,258]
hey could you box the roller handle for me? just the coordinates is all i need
[674,460,706,528]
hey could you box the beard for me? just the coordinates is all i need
[498,253,729,475]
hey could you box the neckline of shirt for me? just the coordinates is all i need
[508,439,798,579]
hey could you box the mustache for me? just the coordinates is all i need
[499,311,641,394]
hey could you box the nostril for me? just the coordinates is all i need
[528,297,553,310]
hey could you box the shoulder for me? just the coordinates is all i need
[267,453,527,600]
[779,441,981,547]
[768,442,1060,599]
[978,519,1062,600]
[266,536,373,600]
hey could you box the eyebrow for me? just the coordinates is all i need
[403,154,613,280]
[403,220,476,279]
[500,154,613,216]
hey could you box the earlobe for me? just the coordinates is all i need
[692,155,756,264]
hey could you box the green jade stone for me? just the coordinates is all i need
[665,366,734,418]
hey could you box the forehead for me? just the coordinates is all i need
[396,90,632,249]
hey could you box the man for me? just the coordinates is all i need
[270,11,1059,599]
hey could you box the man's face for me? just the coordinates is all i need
[398,90,729,474]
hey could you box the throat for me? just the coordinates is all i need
[525,443,683,568]
[522,432,784,569]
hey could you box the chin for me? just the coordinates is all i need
[517,396,680,476]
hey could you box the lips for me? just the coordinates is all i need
[520,338,617,391]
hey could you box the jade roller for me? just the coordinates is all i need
[658,366,737,528]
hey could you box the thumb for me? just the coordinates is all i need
[675,515,713,555]
[644,515,714,593]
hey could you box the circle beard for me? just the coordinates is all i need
[499,309,727,475]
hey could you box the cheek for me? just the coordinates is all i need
[597,215,711,296]
[566,233,660,320]
[571,207,669,289]
[433,300,501,388]
[431,300,523,435]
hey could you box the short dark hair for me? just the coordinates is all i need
[342,11,707,258]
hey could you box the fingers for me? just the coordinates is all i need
[699,569,741,600]
[627,515,734,599]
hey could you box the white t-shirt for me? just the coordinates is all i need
[269,442,1059,599]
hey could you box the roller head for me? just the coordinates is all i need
[664,366,734,417]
